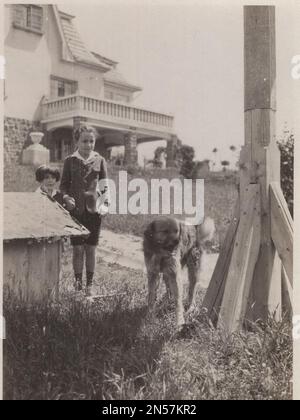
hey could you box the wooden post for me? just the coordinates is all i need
[243,6,282,322]
[202,6,290,331]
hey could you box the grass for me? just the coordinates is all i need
[3,254,292,400]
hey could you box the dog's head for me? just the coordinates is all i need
[144,217,182,251]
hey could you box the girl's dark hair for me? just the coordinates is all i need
[73,125,97,142]
[35,165,61,182]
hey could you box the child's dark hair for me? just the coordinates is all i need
[73,125,97,142]
[35,165,61,182]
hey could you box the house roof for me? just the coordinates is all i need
[56,8,111,71]
[104,69,142,92]
[54,7,141,91]
[3,193,90,242]
[92,51,118,68]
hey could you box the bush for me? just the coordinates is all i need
[278,135,294,217]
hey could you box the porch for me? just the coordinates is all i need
[41,95,177,166]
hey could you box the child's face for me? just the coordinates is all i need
[77,132,96,157]
[41,174,57,190]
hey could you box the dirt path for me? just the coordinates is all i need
[98,229,218,289]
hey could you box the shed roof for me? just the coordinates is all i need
[3,193,90,242]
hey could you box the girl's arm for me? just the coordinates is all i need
[60,157,71,197]
[60,157,75,211]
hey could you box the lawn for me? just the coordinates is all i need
[3,249,292,400]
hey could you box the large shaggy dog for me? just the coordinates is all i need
[143,217,215,330]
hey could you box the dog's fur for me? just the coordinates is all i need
[143,217,215,329]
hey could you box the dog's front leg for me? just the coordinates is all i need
[163,253,185,329]
[147,272,160,312]
[186,248,202,311]
[146,255,160,314]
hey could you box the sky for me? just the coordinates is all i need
[59,0,298,167]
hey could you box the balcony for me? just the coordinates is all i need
[41,94,174,139]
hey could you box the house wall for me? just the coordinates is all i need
[4,5,106,122]
[4,5,52,121]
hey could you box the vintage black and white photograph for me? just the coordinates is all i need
[1,0,299,401]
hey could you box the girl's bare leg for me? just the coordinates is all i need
[73,245,85,290]
[85,245,96,290]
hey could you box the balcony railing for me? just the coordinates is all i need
[42,94,174,133]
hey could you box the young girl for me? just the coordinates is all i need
[60,126,110,296]
[35,165,65,207]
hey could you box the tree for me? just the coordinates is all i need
[212,148,218,171]
[152,146,167,168]
[230,145,238,170]
[278,133,294,217]
[178,145,196,178]
[221,160,230,172]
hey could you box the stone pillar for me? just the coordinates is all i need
[124,132,138,166]
[166,135,179,168]
[22,132,50,166]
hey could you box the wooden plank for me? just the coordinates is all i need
[202,199,240,324]
[270,182,293,286]
[282,266,293,317]
[217,185,261,333]
[248,110,282,322]
[244,6,276,111]
[3,241,29,300]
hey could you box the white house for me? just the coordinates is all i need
[4,4,178,168]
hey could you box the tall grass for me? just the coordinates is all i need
[3,262,292,400]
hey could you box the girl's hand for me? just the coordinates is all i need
[64,195,76,211]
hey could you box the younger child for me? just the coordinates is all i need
[35,165,65,207]
[60,126,110,296]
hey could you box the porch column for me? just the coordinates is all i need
[124,131,138,166]
[72,117,87,151]
[166,134,179,168]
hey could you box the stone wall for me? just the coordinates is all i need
[4,117,43,188]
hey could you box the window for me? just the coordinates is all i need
[105,90,129,103]
[105,91,114,100]
[13,5,44,33]
[50,77,78,98]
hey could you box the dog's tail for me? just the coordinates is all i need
[196,217,215,245]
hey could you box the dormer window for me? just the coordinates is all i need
[13,5,44,34]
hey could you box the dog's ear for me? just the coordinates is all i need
[144,221,155,241]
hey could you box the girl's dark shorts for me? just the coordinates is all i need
[71,210,102,246]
